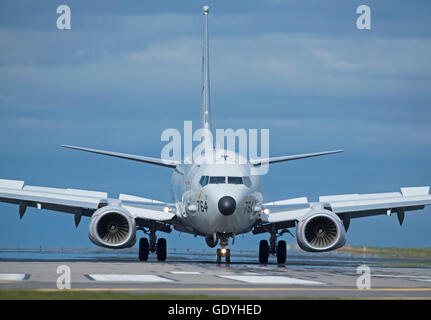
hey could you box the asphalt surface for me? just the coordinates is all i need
[1,248,431,298]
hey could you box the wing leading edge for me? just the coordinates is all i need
[250,150,344,166]
[62,145,180,168]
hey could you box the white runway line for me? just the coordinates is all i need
[373,274,417,278]
[218,275,325,285]
[410,278,431,283]
[86,274,174,283]
[0,273,29,281]
[169,271,202,275]
[374,274,431,280]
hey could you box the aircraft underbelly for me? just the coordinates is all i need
[187,205,255,235]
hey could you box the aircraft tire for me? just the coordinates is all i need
[259,240,269,264]
[276,240,287,264]
[139,238,149,261]
[156,238,167,261]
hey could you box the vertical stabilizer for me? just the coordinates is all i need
[201,5,212,135]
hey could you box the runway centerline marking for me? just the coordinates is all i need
[169,271,202,275]
[86,274,174,283]
[0,273,30,281]
[218,275,325,285]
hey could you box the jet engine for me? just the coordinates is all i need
[88,205,136,249]
[296,209,346,252]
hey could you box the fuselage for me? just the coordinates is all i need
[171,149,263,237]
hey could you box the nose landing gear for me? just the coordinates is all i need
[216,247,231,264]
[216,233,231,264]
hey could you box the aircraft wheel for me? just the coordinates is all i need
[139,238,149,261]
[276,240,287,264]
[156,238,167,261]
[259,240,269,264]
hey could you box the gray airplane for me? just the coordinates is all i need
[1,6,430,263]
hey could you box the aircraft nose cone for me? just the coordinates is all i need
[218,196,236,216]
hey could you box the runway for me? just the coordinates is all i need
[1,248,431,298]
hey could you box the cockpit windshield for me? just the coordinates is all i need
[209,176,226,184]
[199,175,209,187]
[199,175,252,187]
[228,177,243,184]
[243,176,252,188]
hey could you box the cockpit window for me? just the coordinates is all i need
[199,175,209,187]
[243,176,252,188]
[209,176,226,184]
[228,177,243,184]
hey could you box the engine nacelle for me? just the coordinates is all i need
[296,209,346,252]
[88,205,136,249]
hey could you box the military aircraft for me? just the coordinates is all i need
[1,6,430,263]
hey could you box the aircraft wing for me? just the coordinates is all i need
[62,145,180,169]
[260,186,431,227]
[0,179,175,226]
[250,150,343,166]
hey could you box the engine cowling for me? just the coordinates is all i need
[88,205,136,249]
[296,210,346,252]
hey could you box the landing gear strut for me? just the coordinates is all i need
[216,234,231,264]
[216,248,231,264]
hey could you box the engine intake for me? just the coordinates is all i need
[296,210,346,252]
[88,205,136,249]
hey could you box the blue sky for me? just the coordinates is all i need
[1,0,431,250]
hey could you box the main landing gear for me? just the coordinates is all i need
[258,228,288,264]
[259,239,286,264]
[138,227,167,262]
